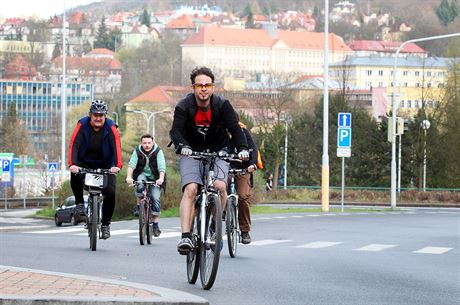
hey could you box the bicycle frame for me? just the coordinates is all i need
[226,168,247,257]
[136,181,158,245]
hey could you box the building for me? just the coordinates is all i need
[181,25,352,80]
[348,40,426,57]
[3,55,39,80]
[0,79,93,157]
[120,23,160,49]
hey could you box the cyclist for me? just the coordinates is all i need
[68,100,122,240]
[228,117,259,244]
[126,134,166,237]
[170,66,249,254]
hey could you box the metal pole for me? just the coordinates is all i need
[398,134,402,193]
[111,112,119,125]
[341,157,345,212]
[391,32,460,209]
[60,0,67,181]
[23,165,26,209]
[52,172,55,209]
[283,118,288,190]
[322,0,330,212]
[4,185,7,210]
[423,128,427,192]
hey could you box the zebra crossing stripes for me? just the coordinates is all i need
[412,247,452,254]
[354,244,397,252]
[296,241,343,249]
[250,240,292,246]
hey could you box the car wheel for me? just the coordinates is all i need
[71,214,78,226]
[55,215,62,226]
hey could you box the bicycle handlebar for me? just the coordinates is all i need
[134,181,160,187]
[228,168,249,175]
[190,151,242,163]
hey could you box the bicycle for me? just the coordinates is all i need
[78,168,115,251]
[226,168,248,258]
[134,181,159,246]
[185,150,240,290]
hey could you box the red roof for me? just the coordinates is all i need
[127,86,189,105]
[4,55,38,80]
[183,26,351,51]
[348,40,426,54]
[87,48,115,56]
[53,56,121,73]
[165,14,196,29]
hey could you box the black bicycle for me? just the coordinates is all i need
[185,150,240,290]
[135,181,159,245]
[226,168,248,258]
[79,168,115,251]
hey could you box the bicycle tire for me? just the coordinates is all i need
[146,202,152,244]
[200,193,222,290]
[226,197,238,258]
[139,200,147,245]
[187,214,200,284]
[89,195,98,251]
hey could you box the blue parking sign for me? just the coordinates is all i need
[337,128,351,147]
[2,159,10,172]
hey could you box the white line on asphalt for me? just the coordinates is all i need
[127,231,181,239]
[290,215,304,218]
[413,247,452,254]
[255,217,272,220]
[0,218,43,224]
[296,241,343,248]
[273,216,288,219]
[250,240,293,246]
[305,215,321,217]
[354,244,397,252]
[29,227,86,234]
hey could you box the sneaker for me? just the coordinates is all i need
[133,205,139,217]
[222,210,226,221]
[101,225,110,240]
[75,203,85,216]
[152,226,161,237]
[241,232,251,244]
[177,237,193,254]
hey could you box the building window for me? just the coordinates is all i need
[378,82,383,87]
[378,70,383,76]
[427,83,432,88]
[403,71,408,76]
[404,82,408,87]
[414,100,419,108]
[366,70,372,76]
[407,100,412,108]
[400,100,405,108]
[427,71,432,77]
[415,82,420,87]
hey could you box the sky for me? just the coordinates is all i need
[0,0,101,19]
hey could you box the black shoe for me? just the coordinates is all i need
[153,226,161,237]
[101,225,110,240]
[222,210,226,221]
[177,237,193,255]
[133,205,139,217]
[241,232,251,244]
[75,203,85,216]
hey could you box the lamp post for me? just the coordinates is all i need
[281,113,290,190]
[111,111,119,125]
[132,109,169,138]
[422,119,430,192]
[60,0,67,180]
[322,0,330,212]
[390,32,460,209]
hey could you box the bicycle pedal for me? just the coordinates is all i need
[178,248,190,255]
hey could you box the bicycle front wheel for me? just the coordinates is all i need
[226,197,238,258]
[200,193,222,290]
[89,195,98,251]
[146,203,152,245]
[139,200,147,245]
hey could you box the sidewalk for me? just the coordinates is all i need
[0,265,208,305]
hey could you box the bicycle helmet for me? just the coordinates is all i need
[89,100,108,114]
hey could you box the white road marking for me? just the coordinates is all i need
[127,231,181,239]
[296,241,343,249]
[250,240,293,246]
[354,244,397,252]
[413,247,452,254]
[29,227,86,234]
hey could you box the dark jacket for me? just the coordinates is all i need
[68,116,122,169]
[132,146,161,181]
[229,127,258,169]
[169,93,248,152]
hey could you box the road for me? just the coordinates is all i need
[1,208,459,305]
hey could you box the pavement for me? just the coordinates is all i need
[0,209,209,305]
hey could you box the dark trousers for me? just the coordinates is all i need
[70,173,116,225]
[236,173,252,233]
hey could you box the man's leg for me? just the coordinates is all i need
[100,174,116,239]
[70,173,85,215]
[133,175,146,216]
[151,184,162,236]
[236,174,252,244]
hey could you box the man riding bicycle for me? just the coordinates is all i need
[170,66,249,254]
[126,134,166,237]
[68,100,122,240]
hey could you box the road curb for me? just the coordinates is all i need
[0,265,208,305]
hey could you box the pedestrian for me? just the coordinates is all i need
[265,172,273,191]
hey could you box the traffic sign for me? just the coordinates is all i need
[47,162,58,172]
[2,159,11,172]
[338,112,352,128]
[337,127,351,147]
[1,159,12,182]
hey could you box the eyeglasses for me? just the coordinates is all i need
[192,82,213,90]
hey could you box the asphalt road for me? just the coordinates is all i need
[1,208,459,305]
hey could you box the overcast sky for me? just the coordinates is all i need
[1,0,100,19]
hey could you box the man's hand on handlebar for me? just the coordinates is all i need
[110,167,120,174]
[69,165,80,173]
[126,177,134,186]
[238,149,250,161]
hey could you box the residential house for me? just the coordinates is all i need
[164,14,198,39]
[120,23,160,49]
[3,55,39,80]
[348,40,426,57]
[181,25,352,81]
[51,48,121,98]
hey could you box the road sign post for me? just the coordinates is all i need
[48,163,58,208]
[337,113,352,212]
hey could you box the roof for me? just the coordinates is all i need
[127,86,189,105]
[348,40,426,54]
[86,48,115,56]
[165,14,196,29]
[331,55,453,68]
[53,56,122,72]
[183,26,351,51]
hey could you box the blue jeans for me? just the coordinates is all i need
[135,174,161,216]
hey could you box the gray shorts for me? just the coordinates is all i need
[179,155,229,191]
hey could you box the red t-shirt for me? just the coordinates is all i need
[194,107,212,127]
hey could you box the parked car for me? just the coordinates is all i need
[54,195,88,226]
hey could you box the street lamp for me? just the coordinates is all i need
[132,109,169,138]
[60,0,67,180]
[422,119,430,192]
[322,0,330,212]
[280,113,290,190]
[390,32,460,208]
[111,111,119,125]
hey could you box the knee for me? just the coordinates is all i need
[214,181,226,193]
[183,183,198,199]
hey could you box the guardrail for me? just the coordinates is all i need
[1,197,55,209]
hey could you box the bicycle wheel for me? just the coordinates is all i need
[146,202,152,245]
[89,195,98,251]
[139,200,147,245]
[187,213,200,284]
[226,196,238,258]
[200,193,222,290]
